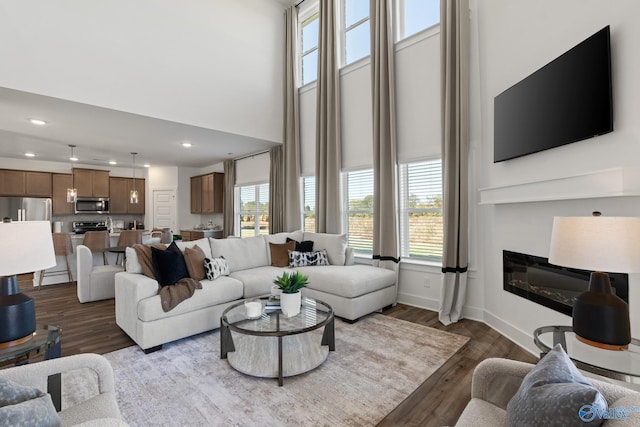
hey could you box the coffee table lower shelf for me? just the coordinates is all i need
[227,334,329,378]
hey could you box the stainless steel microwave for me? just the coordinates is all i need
[75,198,110,214]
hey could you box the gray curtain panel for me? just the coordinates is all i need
[223,159,235,238]
[283,5,302,232]
[269,145,284,234]
[439,0,470,325]
[315,0,342,234]
[370,0,399,273]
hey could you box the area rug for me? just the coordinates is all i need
[102,314,468,426]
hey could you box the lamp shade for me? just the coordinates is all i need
[549,216,640,273]
[0,221,56,276]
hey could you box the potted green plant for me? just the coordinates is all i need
[273,271,308,317]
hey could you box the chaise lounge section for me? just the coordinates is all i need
[115,231,397,352]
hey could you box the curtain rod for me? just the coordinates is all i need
[234,150,270,162]
[295,0,306,7]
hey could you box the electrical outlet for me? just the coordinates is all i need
[423,277,431,288]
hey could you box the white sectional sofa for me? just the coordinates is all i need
[115,231,397,352]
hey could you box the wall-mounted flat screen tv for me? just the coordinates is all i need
[494,26,613,163]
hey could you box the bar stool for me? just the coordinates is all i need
[115,230,142,264]
[82,231,110,265]
[39,233,73,289]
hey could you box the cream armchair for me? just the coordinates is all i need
[77,245,124,303]
[456,358,640,426]
[0,353,127,426]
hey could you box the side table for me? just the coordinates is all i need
[534,325,640,384]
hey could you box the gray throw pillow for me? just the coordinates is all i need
[507,344,607,427]
[0,377,61,427]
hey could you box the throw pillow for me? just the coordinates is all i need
[286,238,314,253]
[270,241,296,267]
[0,377,61,427]
[506,344,607,427]
[151,245,189,287]
[204,257,230,281]
[183,245,206,281]
[132,243,167,279]
[289,249,329,267]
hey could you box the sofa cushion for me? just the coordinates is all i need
[229,266,286,298]
[303,232,347,266]
[264,230,304,245]
[204,257,230,281]
[270,241,296,267]
[137,276,244,322]
[209,235,269,272]
[183,245,206,281]
[0,377,61,427]
[289,249,329,267]
[456,398,506,427]
[506,344,607,427]
[293,265,395,298]
[151,245,189,287]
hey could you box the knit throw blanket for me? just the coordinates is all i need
[158,278,202,312]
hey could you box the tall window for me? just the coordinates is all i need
[396,0,440,41]
[342,0,370,65]
[300,12,319,85]
[302,176,316,232]
[238,183,269,237]
[399,159,443,261]
[343,169,374,254]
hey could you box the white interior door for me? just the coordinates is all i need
[153,189,177,233]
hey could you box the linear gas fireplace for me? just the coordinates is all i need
[503,250,629,316]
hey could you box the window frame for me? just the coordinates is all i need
[301,175,316,232]
[398,158,443,263]
[298,2,320,87]
[236,182,270,238]
[342,168,374,255]
[340,0,371,67]
[394,0,441,43]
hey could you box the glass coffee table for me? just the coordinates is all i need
[0,324,61,366]
[221,296,334,386]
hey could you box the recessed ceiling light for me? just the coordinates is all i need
[29,119,47,126]
[109,160,117,165]
[143,164,151,168]
[182,142,192,148]
[25,152,36,157]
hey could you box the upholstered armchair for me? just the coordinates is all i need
[0,353,127,426]
[77,245,124,303]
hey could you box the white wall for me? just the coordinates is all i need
[0,0,285,144]
[470,0,640,353]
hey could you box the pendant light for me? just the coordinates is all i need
[66,145,78,203]
[130,152,139,204]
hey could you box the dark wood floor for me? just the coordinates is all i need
[19,282,536,426]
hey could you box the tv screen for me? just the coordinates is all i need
[494,26,613,163]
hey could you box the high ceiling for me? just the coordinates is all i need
[0,0,292,169]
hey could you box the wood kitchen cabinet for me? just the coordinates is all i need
[0,169,52,197]
[73,168,110,198]
[190,173,223,214]
[52,173,74,215]
[109,177,145,214]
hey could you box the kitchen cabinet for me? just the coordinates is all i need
[109,177,145,214]
[74,168,109,198]
[180,229,223,242]
[190,173,223,214]
[0,169,52,197]
[52,173,74,215]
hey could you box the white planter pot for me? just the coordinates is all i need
[280,291,301,317]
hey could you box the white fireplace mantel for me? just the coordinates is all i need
[478,167,640,205]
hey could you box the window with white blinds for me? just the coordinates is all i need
[399,159,443,261]
[238,183,269,237]
[302,176,316,232]
[343,169,374,254]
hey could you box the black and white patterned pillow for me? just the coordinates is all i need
[288,249,329,267]
[204,257,230,280]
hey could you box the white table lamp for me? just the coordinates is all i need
[0,220,56,346]
[549,213,640,350]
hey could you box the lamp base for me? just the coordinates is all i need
[572,271,630,351]
[0,275,36,346]
[575,334,628,351]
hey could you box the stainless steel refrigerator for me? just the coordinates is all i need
[0,197,52,223]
